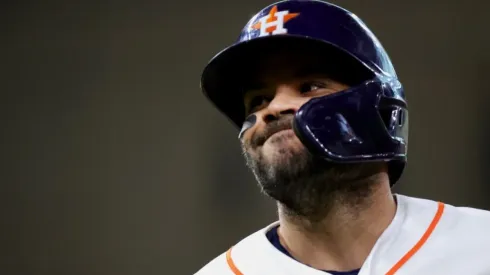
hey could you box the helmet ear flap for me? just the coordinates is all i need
[377,95,409,146]
[378,106,404,132]
[293,80,407,163]
[377,95,409,186]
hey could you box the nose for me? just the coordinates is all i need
[259,84,302,123]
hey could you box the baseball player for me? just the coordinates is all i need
[196,1,490,274]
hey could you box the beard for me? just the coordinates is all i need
[241,116,383,222]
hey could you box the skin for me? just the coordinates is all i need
[238,51,397,271]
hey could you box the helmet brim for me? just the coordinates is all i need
[200,35,373,128]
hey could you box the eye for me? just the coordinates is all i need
[247,95,270,114]
[299,81,327,94]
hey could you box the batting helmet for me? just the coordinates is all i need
[200,0,408,184]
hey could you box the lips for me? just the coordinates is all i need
[250,117,295,148]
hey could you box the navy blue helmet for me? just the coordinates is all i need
[200,0,408,184]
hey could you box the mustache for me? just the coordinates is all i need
[250,116,295,148]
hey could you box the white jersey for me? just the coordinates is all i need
[195,194,490,275]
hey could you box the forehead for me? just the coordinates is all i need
[245,50,332,86]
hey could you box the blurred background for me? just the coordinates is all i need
[2,0,489,274]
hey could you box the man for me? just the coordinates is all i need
[196,1,490,274]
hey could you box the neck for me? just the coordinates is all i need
[276,172,396,271]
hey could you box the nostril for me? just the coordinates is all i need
[280,109,296,116]
[263,113,277,123]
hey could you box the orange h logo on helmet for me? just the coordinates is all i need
[251,5,300,37]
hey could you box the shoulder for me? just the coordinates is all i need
[380,195,490,272]
[194,251,230,275]
[193,222,278,275]
[400,194,490,221]
[399,194,490,238]
[450,203,490,220]
[442,200,490,235]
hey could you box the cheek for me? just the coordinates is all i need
[240,127,257,149]
[240,132,257,155]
